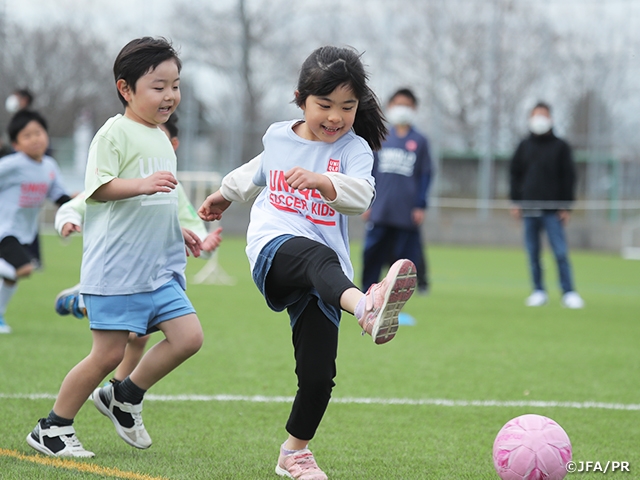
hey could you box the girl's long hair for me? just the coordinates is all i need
[294,46,387,151]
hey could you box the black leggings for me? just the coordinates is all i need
[265,237,357,440]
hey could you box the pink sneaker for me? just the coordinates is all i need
[358,259,417,344]
[276,448,327,480]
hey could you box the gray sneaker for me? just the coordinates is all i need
[92,383,152,449]
[27,419,94,457]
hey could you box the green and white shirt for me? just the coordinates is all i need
[80,114,186,295]
[56,184,212,258]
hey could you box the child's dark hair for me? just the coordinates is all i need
[389,88,418,107]
[7,109,48,143]
[294,46,387,151]
[162,114,179,138]
[113,37,182,108]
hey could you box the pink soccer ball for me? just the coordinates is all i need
[493,414,572,480]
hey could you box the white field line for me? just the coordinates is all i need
[1,393,639,411]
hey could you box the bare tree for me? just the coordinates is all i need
[172,0,302,168]
[0,22,119,138]
[385,0,556,153]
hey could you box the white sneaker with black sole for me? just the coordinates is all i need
[92,383,152,449]
[27,419,94,457]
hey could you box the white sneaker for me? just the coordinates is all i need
[26,419,94,457]
[525,290,548,307]
[92,383,152,449]
[562,291,585,309]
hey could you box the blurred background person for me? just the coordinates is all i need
[2,89,35,158]
[362,87,433,294]
[4,88,45,268]
[509,101,584,309]
[5,88,35,114]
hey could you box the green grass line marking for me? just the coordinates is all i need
[0,448,168,479]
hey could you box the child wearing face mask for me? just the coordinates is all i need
[509,101,584,309]
[361,88,433,294]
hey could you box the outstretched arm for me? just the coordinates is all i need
[90,171,177,202]
[199,153,264,221]
[198,190,232,222]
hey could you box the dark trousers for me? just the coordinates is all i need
[362,224,428,291]
[266,237,355,440]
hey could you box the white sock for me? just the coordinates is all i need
[0,259,17,281]
[354,295,366,320]
[281,442,307,455]
[0,281,18,316]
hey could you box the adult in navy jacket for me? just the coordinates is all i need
[362,88,432,294]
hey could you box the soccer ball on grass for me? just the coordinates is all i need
[493,414,572,480]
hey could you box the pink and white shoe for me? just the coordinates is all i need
[276,448,327,480]
[358,259,417,344]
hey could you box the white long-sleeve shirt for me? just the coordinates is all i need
[220,120,375,279]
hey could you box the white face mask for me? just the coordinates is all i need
[528,114,552,135]
[5,94,20,113]
[386,105,416,126]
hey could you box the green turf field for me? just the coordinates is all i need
[1,234,638,479]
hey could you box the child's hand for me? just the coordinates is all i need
[412,208,425,226]
[140,171,177,195]
[202,227,223,252]
[61,222,82,237]
[285,167,336,200]
[198,191,232,222]
[284,167,323,191]
[182,228,203,258]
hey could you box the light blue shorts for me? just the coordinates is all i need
[84,277,196,335]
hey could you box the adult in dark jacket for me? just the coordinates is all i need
[509,102,584,309]
[362,88,432,294]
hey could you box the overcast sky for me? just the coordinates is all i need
[4,0,178,49]
[7,0,637,46]
[6,0,171,27]
[7,0,636,31]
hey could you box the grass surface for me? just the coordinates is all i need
[0,234,638,479]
